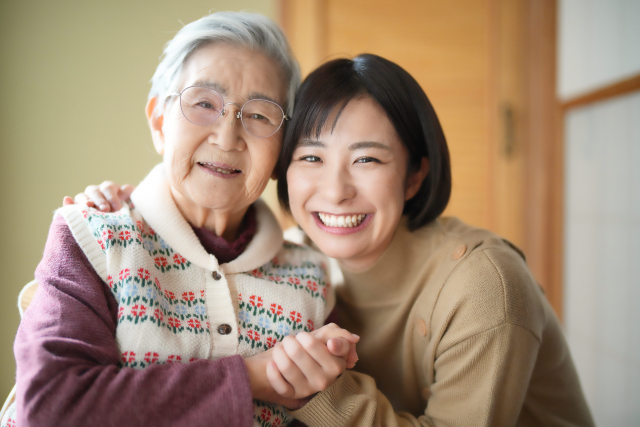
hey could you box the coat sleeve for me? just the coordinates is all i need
[14,215,254,427]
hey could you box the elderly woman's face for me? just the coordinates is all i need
[150,43,287,215]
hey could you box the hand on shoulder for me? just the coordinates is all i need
[63,181,134,212]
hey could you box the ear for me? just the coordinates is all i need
[146,97,165,155]
[405,157,430,201]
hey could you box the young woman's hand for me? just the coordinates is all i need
[266,323,359,400]
[62,181,134,212]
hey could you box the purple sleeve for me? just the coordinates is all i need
[14,215,253,427]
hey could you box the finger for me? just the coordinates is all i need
[275,337,315,396]
[120,184,134,201]
[346,341,359,369]
[74,193,95,208]
[294,333,346,389]
[63,196,74,206]
[325,337,359,367]
[311,324,360,345]
[100,181,122,211]
[83,185,110,211]
[326,338,350,358]
[266,360,295,398]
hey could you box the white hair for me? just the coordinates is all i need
[149,11,300,117]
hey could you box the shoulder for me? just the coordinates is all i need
[272,240,329,273]
[56,204,139,232]
[418,218,546,343]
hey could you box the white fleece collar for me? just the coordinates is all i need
[130,164,283,274]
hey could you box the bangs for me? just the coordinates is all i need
[294,69,367,141]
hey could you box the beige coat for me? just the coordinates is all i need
[292,217,593,426]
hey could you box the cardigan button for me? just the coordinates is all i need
[212,271,222,280]
[452,244,467,260]
[416,318,427,337]
[217,324,232,335]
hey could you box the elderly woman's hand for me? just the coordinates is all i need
[244,348,309,410]
[63,181,134,212]
[265,324,359,400]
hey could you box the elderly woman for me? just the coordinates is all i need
[6,12,357,427]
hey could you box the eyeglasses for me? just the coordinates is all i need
[167,86,290,138]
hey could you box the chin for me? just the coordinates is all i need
[315,241,361,262]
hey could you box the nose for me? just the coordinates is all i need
[207,104,245,151]
[318,163,357,205]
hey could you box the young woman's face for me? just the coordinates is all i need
[287,97,425,271]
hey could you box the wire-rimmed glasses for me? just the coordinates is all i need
[168,86,290,138]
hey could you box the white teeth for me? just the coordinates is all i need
[318,213,366,228]
[199,163,239,174]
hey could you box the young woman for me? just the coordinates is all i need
[70,54,594,426]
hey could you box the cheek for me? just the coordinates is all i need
[286,166,313,214]
[248,142,281,181]
[367,170,407,213]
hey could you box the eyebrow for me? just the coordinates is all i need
[190,80,227,95]
[189,81,280,105]
[247,91,280,104]
[295,139,392,151]
[296,139,326,148]
[348,141,392,151]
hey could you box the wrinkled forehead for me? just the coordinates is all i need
[179,42,288,105]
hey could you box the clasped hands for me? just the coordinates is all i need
[246,323,359,409]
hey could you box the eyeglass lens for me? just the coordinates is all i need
[179,86,285,137]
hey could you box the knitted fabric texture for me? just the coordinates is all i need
[4,165,333,427]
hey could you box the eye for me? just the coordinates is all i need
[354,156,380,164]
[299,155,322,163]
[247,113,267,121]
[196,101,216,110]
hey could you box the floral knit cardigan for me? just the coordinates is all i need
[8,165,333,427]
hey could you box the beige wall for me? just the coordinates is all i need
[0,0,276,399]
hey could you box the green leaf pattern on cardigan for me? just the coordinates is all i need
[76,207,328,427]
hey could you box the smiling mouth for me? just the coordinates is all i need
[317,213,367,228]
[198,162,241,175]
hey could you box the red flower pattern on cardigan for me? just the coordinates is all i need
[75,207,328,427]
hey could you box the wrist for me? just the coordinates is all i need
[244,355,270,400]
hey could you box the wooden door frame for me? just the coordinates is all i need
[520,0,564,318]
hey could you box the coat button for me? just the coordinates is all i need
[217,324,232,335]
[416,318,427,337]
[212,271,221,280]
[452,244,467,260]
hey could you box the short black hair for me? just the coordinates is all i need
[277,54,451,231]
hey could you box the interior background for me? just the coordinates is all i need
[0,1,638,424]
